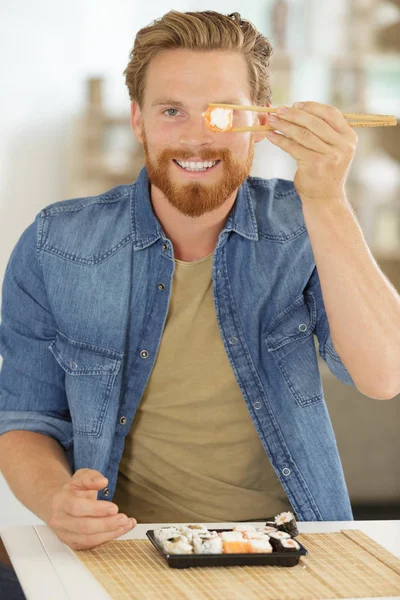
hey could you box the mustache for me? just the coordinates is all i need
[159,148,232,162]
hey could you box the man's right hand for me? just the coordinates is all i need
[48,468,136,550]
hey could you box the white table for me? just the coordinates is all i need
[1,520,400,600]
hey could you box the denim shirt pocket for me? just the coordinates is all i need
[49,332,122,436]
[264,291,323,407]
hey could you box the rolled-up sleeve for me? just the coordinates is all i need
[305,266,355,386]
[0,215,73,452]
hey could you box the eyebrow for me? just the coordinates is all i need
[151,98,244,108]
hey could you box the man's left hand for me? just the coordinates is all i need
[265,101,358,207]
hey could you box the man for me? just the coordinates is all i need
[0,10,399,552]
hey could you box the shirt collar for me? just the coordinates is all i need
[131,166,259,250]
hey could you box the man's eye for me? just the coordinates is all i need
[163,108,180,117]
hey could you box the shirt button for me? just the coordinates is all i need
[282,468,291,477]
[217,270,222,278]
[253,401,262,410]
[103,487,110,496]
[70,362,78,370]
[119,416,127,425]
[140,350,149,359]
[158,283,166,290]
[229,336,238,345]
[299,323,307,332]
[162,243,168,251]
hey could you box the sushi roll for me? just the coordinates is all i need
[153,526,180,544]
[269,531,291,552]
[163,535,193,555]
[193,534,223,554]
[179,524,208,542]
[263,526,278,534]
[186,524,209,532]
[274,511,299,537]
[280,538,301,552]
[265,521,276,528]
[203,107,233,132]
[248,538,273,554]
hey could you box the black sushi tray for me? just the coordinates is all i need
[146,529,308,569]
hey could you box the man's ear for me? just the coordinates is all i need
[253,102,271,144]
[130,101,144,144]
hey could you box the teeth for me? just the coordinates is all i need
[176,160,218,171]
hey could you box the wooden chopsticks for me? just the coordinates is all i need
[207,103,398,131]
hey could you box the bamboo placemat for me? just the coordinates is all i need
[73,530,400,599]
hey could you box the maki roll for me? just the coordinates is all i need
[265,521,276,528]
[180,524,208,542]
[269,531,291,552]
[274,511,299,537]
[163,535,193,555]
[263,526,278,534]
[153,526,180,544]
[193,533,223,554]
[280,538,301,552]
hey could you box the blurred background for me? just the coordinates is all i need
[0,0,399,528]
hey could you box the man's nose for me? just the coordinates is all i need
[179,114,214,146]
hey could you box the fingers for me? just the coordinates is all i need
[55,512,135,537]
[48,468,138,551]
[63,497,119,518]
[57,517,136,551]
[63,470,117,517]
[69,468,108,491]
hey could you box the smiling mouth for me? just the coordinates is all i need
[173,159,221,172]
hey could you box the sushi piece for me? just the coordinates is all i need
[153,526,180,544]
[263,526,278,534]
[222,539,251,553]
[220,531,250,554]
[186,524,209,532]
[269,531,291,552]
[203,107,233,132]
[163,535,193,555]
[243,530,269,540]
[233,525,257,532]
[265,521,276,528]
[219,531,243,542]
[270,531,291,540]
[179,524,208,541]
[233,525,262,538]
[274,511,299,537]
[248,538,273,554]
[193,534,223,554]
[219,531,245,542]
[280,538,301,552]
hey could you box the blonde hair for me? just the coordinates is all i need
[124,10,274,108]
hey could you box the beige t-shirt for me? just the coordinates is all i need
[113,252,292,522]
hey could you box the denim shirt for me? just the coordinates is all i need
[0,166,355,521]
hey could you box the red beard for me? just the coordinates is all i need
[142,130,254,218]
